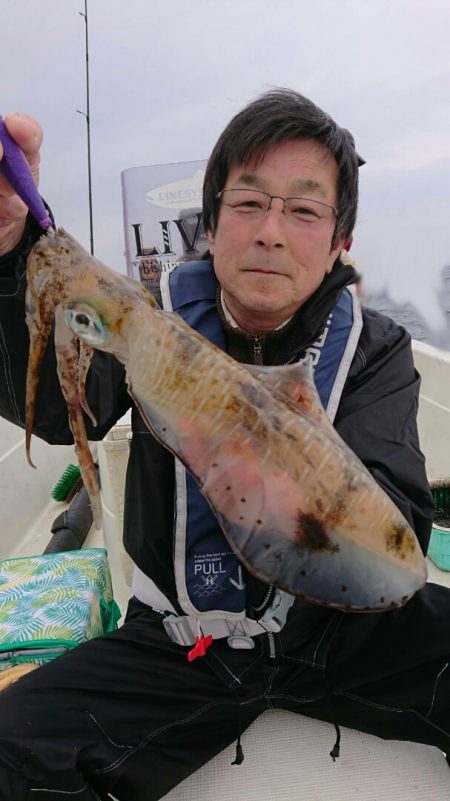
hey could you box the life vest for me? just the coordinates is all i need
[159,260,362,620]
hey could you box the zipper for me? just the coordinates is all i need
[267,631,276,659]
[0,646,69,660]
[253,584,275,615]
[252,335,263,365]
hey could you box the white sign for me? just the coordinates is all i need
[121,159,208,290]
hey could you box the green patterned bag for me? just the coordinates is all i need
[0,548,121,671]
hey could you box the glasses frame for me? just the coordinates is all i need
[216,188,339,220]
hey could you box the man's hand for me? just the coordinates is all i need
[0,113,43,257]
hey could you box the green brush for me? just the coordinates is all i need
[51,464,82,502]
[430,480,450,528]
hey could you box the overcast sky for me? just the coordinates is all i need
[3,0,450,341]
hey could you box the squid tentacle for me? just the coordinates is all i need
[77,341,97,427]
[54,309,101,527]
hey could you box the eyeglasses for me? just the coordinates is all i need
[216,188,338,225]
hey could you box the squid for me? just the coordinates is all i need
[25,228,427,611]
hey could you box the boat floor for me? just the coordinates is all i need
[164,710,449,801]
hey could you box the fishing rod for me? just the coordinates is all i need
[77,0,94,255]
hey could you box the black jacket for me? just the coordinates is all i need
[0,216,434,615]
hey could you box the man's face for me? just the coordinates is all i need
[208,139,344,332]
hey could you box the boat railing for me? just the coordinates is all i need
[412,340,450,483]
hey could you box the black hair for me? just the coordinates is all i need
[203,88,360,245]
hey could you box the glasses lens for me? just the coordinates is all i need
[285,198,334,222]
[222,189,269,214]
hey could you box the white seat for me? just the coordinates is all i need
[162,708,449,801]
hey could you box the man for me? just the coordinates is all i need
[0,90,448,801]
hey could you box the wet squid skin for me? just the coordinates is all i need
[25,228,428,611]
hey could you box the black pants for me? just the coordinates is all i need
[0,583,449,800]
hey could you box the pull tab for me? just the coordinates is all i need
[232,738,244,765]
[187,634,213,662]
[252,335,263,365]
[329,723,341,761]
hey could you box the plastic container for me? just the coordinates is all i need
[428,480,450,571]
[428,523,450,571]
[97,424,134,611]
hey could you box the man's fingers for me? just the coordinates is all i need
[2,113,43,158]
[0,113,42,191]
[0,113,43,254]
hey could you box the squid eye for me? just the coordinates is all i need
[64,305,107,346]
